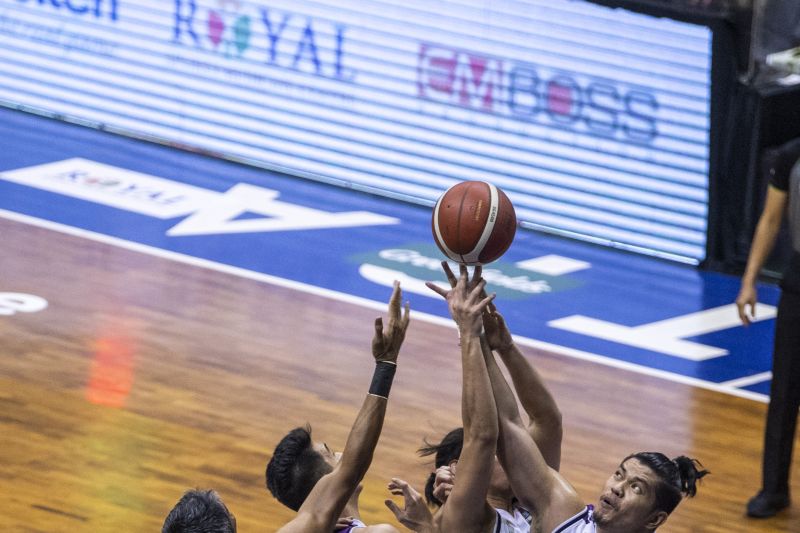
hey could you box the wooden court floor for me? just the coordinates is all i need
[1,215,799,532]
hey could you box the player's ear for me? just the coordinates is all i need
[646,510,668,530]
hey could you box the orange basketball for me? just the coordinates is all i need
[431,181,517,265]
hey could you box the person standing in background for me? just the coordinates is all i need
[736,138,800,518]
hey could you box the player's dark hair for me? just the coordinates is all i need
[266,425,334,511]
[418,427,464,506]
[162,489,236,533]
[626,452,709,514]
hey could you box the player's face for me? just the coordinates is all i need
[314,441,342,468]
[593,459,663,530]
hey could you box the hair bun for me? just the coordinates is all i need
[672,456,709,498]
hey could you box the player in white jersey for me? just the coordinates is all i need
[494,506,533,533]
[426,261,708,533]
[481,296,709,533]
[418,262,564,533]
[550,505,595,533]
[421,264,506,533]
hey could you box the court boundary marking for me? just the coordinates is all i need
[0,208,769,404]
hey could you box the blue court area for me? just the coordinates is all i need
[0,107,779,400]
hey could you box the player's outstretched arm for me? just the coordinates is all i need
[482,303,562,470]
[483,316,584,532]
[278,282,410,533]
[426,263,498,532]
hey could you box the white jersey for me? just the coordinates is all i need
[551,506,595,533]
[494,507,532,533]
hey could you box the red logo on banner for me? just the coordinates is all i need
[418,44,503,111]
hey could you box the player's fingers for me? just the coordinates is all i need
[476,292,496,310]
[335,517,355,528]
[399,482,421,500]
[458,263,468,283]
[735,301,748,325]
[389,280,402,317]
[390,477,409,490]
[469,278,487,300]
[495,311,507,329]
[442,261,458,287]
[385,499,403,518]
[425,281,448,297]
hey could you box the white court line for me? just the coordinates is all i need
[720,372,772,389]
[0,208,770,404]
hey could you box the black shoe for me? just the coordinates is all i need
[746,490,790,518]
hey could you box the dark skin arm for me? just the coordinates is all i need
[278,282,410,533]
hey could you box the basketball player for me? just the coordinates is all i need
[162,489,236,533]
[428,261,707,532]
[266,281,410,533]
[417,427,529,533]
[484,313,709,533]
[418,262,563,533]
[420,263,512,533]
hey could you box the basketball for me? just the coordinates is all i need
[431,181,517,265]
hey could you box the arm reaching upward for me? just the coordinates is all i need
[277,282,410,533]
[482,304,562,470]
[483,313,584,532]
[426,263,498,533]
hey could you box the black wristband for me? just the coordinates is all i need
[369,361,397,399]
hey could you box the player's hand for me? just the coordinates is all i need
[482,301,513,353]
[426,263,495,337]
[385,477,434,531]
[735,282,758,326]
[335,516,357,529]
[431,465,455,504]
[372,281,410,363]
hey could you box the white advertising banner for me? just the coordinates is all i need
[0,0,712,262]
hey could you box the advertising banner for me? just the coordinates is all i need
[0,0,712,262]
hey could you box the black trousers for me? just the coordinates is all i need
[762,288,800,495]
